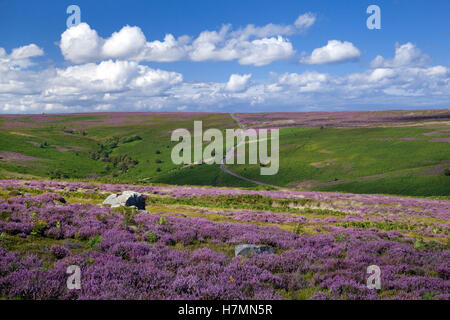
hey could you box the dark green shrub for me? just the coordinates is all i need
[146,232,158,243]
[293,223,304,235]
[119,135,142,144]
[414,238,427,250]
[49,169,69,179]
[31,220,47,236]
[39,141,49,148]
[158,216,168,225]
[87,235,102,249]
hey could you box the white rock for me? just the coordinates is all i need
[102,191,145,210]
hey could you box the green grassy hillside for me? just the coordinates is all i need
[0,113,247,187]
[229,125,450,196]
[0,112,449,196]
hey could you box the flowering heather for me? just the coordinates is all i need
[431,138,450,143]
[0,180,448,300]
[0,152,41,162]
[50,245,70,259]
[234,109,450,129]
[0,112,208,130]
[1,179,448,220]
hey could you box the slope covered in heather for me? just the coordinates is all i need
[0,179,448,300]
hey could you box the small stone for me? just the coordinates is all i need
[39,245,50,252]
[235,244,275,257]
[8,190,22,196]
[62,239,83,250]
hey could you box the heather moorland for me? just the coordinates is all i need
[1,110,449,196]
[0,110,449,300]
[0,179,448,299]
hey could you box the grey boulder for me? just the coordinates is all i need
[62,239,83,250]
[235,244,275,257]
[102,190,145,210]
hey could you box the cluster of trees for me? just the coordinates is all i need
[90,135,142,174]
[48,169,69,179]
[39,141,49,148]
[101,135,142,149]
[110,154,139,172]
[63,127,88,136]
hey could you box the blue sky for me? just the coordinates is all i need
[0,0,449,113]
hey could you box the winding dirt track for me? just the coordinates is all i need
[219,114,280,189]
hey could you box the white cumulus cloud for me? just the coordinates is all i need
[277,71,329,92]
[1,42,449,113]
[225,74,252,92]
[294,12,316,30]
[300,40,361,65]
[10,44,44,60]
[231,13,316,39]
[0,44,44,70]
[138,34,191,62]
[60,23,103,64]
[102,25,147,59]
[371,42,429,68]
[46,60,182,96]
[59,14,315,66]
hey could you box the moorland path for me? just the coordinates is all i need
[219,113,281,189]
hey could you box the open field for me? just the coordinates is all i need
[0,111,449,300]
[229,124,450,196]
[1,110,449,197]
[234,110,450,129]
[2,0,449,304]
[0,112,251,188]
[0,179,448,299]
